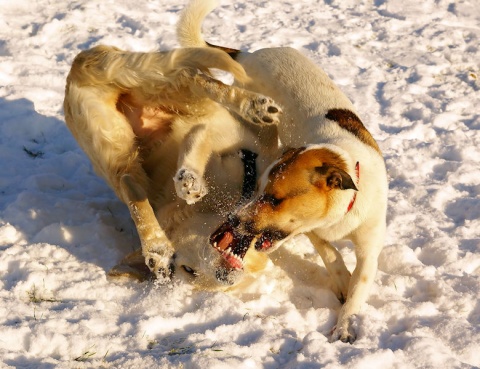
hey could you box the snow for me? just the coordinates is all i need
[1,0,479,368]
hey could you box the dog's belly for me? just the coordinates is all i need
[116,93,174,147]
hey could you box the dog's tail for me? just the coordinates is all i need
[67,44,248,88]
[170,47,247,82]
[177,0,217,48]
[177,0,242,58]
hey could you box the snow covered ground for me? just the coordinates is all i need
[1,0,479,367]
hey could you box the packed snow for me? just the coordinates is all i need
[0,0,479,368]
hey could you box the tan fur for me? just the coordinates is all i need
[64,44,281,280]
[244,148,352,232]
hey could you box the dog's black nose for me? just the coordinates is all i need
[215,268,235,285]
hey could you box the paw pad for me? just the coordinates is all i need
[244,95,282,125]
[174,168,208,204]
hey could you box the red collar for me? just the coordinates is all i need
[346,161,360,213]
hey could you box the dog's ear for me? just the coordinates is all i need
[312,165,357,191]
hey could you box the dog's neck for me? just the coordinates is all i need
[346,161,360,214]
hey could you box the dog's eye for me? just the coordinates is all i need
[259,193,283,207]
[182,265,197,276]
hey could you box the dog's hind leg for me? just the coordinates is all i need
[73,46,282,127]
[189,74,283,126]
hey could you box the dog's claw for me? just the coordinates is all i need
[143,247,174,283]
[334,324,356,344]
[243,95,282,125]
[330,316,358,344]
[174,168,208,204]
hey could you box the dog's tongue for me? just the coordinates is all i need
[217,231,233,252]
[214,231,244,270]
[211,221,258,270]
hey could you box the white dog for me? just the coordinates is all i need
[64,44,281,281]
[177,0,388,343]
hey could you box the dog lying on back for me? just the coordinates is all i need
[177,0,388,343]
[64,44,281,282]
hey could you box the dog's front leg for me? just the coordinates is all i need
[190,74,282,125]
[307,232,351,303]
[174,124,210,204]
[330,224,385,343]
[120,175,174,282]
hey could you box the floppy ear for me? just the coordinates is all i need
[313,165,358,191]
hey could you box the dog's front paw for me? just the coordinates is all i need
[243,95,282,125]
[144,248,175,284]
[174,168,208,205]
[330,315,358,344]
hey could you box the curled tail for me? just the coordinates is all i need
[172,47,247,82]
[177,0,243,72]
[177,0,219,48]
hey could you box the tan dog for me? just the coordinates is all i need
[64,44,281,281]
[177,0,388,343]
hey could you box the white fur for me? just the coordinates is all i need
[178,0,388,343]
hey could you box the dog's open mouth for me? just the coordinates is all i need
[254,229,288,251]
[210,219,289,270]
[254,232,273,251]
[210,221,254,270]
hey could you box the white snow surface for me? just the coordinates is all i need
[1,0,479,368]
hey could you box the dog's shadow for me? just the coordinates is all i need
[0,97,136,272]
[229,237,343,312]
[272,246,341,309]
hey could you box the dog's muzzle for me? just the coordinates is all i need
[210,214,289,273]
[210,215,255,270]
[253,229,288,252]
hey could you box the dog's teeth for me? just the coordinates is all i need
[219,246,244,268]
[232,252,244,266]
